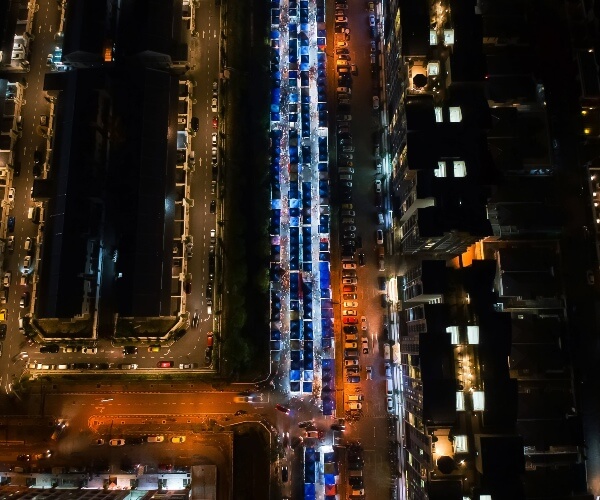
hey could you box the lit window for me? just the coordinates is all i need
[467,325,479,344]
[427,61,440,76]
[429,30,438,45]
[443,29,454,45]
[453,161,467,177]
[454,434,468,452]
[449,107,462,122]
[473,391,485,410]
[434,107,443,123]
[435,161,446,178]
[456,391,465,411]
[446,325,459,344]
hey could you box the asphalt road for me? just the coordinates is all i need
[0,0,61,392]
[327,1,395,498]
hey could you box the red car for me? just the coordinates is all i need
[275,404,291,414]
[157,361,174,368]
[212,116,218,128]
[343,317,358,324]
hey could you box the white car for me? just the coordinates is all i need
[366,366,372,379]
[109,439,125,446]
[343,309,357,316]
[82,347,98,354]
[375,179,382,193]
[348,402,362,410]
[8,188,15,203]
[369,14,376,27]
[3,272,11,288]
[343,301,358,308]
[372,96,380,109]
[376,229,384,245]
[385,362,392,379]
[212,133,218,145]
[211,98,218,113]
[386,397,394,413]
[360,316,367,331]
[362,337,369,354]
[343,263,357,270]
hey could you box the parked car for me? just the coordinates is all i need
[171,436,186,443]
[376,229,384,245]
[3,272,11,288]
[157,361,174,368]
[7,217,15,232]
[109,439,125,446]
[211,98,218,113]
[191,117,199,132]
[82,347,97,354]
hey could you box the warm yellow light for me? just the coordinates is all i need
[584,128,592,135]
[582,110,588,115]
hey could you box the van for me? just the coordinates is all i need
[18,317,24,331]
[27,207,34,220]
[336,87,351,94]
[384,343,391,360]
[348,394,363,401]
[386,379,393,396]
[57,364,68,370]
[339,174,352,181]
[339,167,354,174]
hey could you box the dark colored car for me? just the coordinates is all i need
[212,165,218,181]
[157,361,174,368]
[74,362,91,369]
[40,344,60,353]
[129,437,145,445]
[204,347,212,365]
[7,216,15,232]
[190,117,199,132]
[184,280,192,294]
[33,150,43,164]
[206,283,213,297]
[343,326,357,334]
[275,404,290,414]
[0,324,6,340]
[210,200,216,213]
[13,160,21,177]
[281,466,288,482]
[358,252,365,266]
[16,454,31,462]
[123,346,138,355]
